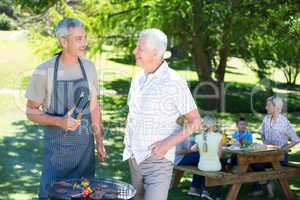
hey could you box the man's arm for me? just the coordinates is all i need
[90,96,106,161]
[26,100,79,131]
[150,109,202,159]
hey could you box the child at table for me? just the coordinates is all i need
[191,116,222,200]
[233,117,253,146]
[228,117,253,166]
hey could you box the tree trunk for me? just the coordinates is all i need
[190,0,211,81]
[190,0,234,112]
[217,15,231,83]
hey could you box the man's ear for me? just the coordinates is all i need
[58,37,68,48]
[153,48,161,60]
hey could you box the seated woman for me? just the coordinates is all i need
[250,96,300,198]
[191,116,222,200]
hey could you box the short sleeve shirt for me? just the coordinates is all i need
[25,56,99,111]
[123,61,198,164]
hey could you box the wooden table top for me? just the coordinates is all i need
[222,144,283,155]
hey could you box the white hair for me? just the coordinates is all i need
[203,116,217,129]
[139,28,168,58]
[55,18,84,38]
[267,96,283,113]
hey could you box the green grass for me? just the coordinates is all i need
[0,31,40,89]
[0,30,300,199]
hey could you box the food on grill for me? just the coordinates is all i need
[47,178,136,200]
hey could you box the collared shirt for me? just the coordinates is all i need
[233,130,253,144]
[260,113,300,147]
[123,61,197,164]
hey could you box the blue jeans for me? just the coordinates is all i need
[177,152,221,198]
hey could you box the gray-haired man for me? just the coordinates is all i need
[123,28,202,200]
[25,18,106,199]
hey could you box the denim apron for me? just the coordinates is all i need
[38,53,95,199]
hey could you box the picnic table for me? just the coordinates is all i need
[173,145,300,200]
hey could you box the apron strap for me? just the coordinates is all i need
[52,52,88,115]
[53,53,61,114]
[78,58,88,80]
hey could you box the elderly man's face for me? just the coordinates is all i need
[133,37,156,68]
[60,26,87,57]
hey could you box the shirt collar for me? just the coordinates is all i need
[142,60,168,79]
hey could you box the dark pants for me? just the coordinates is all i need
[251,153,288,190]
[178,152,221,198]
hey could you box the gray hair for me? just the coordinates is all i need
[267,96,283,113]
[139,28,167,58]
[55,18,84,38]
[202,116,217,129]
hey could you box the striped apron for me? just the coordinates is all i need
[38,53,95,199]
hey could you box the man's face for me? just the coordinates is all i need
[133,37,156,68]
[60,26,87,57]
[237,121,246,132]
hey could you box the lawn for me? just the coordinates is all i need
[0,30,300,200]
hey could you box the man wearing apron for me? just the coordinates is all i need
[25,18,106,199]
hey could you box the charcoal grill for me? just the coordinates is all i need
[47,178,136,200]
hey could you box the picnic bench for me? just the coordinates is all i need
[172,146,300,200]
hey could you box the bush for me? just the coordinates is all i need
[0,13,13,30]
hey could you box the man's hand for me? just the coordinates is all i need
[149,140,170,159]
[190,144,198,152]
[60,111,81,131]
[96,141,106,161]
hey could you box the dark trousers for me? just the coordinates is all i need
[178,152,221,198]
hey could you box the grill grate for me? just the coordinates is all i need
[47,178,136,200]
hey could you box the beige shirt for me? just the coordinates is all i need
[25,55,99,111]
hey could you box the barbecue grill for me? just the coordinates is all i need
[47,178,136,200]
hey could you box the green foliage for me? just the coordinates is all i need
[239,3,300,85]
[14,0,58,14]
[0,13,15,30]
[14,0,300,86]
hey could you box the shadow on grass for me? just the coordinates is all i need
[1,76,300,199]
[187,81,300,113]
[109,55,135,66]
[102,78,131,95]
[0,120,43,199]
[0,113,131,199]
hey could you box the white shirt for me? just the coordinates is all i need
[123,61,197,164]
[195,132,222,171]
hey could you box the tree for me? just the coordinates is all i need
[239,2,300,86]
[14,0,300,110]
